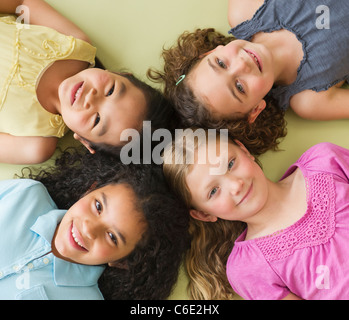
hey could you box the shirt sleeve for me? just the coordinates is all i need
[0,179,38,200]
[227,243,290,300]
[0,179,56,224]
[294,143,349,182]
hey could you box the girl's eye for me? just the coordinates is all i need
[216,58,227,69]
[236,80,245,94]
[94,114,100,127]
[95,200,102,214]
[107,85,115,97]
[209,187,218,199]
[228,159,235,171]
[108,232,117,246]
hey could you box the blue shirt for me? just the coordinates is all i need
[0,179,105,300]
[229,0,349,110]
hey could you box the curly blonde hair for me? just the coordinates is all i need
[148,28,287,156]
[162,128,246,299]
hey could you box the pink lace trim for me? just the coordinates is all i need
[256,173,336,262]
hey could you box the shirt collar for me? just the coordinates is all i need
[31,209,105,287]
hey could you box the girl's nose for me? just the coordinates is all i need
[83,88,97,109]
[82,219,98,240]
[228,178,244,196]
[229,54,251,75]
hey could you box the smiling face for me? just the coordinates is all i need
[186,139,269,223]
[58,68,147,150]
[52,183,146,266]
[189,40,275,123]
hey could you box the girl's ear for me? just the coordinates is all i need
[87,181,98,193]
[108,260,129,269]
[190,209,218,222]
[234,140,255,161]
[247,99,266,123]
[73,133,96,154]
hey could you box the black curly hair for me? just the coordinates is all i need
[26,148,190,300]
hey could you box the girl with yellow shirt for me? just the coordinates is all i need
[0,0,175,164]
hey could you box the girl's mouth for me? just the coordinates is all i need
[237,183,253,205]
[70,223,88,251]
[71,82,84,105]
[244,49,262,72]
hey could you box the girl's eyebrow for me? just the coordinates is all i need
[98,118,109,137]
[102,192,126,245]
[116,82,126,98]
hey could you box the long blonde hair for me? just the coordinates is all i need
[162,128,246,299]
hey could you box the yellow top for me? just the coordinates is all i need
[0,15,96,138]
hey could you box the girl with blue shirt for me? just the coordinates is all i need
[149,0,349,155]
[0,150,189,300]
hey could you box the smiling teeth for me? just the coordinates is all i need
[74,86,82,101]
[71,227,84,248]
[249,52,261,70]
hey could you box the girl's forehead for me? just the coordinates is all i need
[94,184,145,229]
[87,183,137,210]
[195,138,246,174]
[97,183,135,198]
[197,137,236,157]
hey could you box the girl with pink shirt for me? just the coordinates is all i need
[163,128,349,300]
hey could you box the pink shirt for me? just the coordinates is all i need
[226,143,349,300]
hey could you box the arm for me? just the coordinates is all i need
[0,0,90,43]
[282,292,303,300]
[0,133,57,164]
[290,83,349,120]
[228,0,264,28]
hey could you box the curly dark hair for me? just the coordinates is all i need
[26,149,190,300]
[148,28,287,156]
